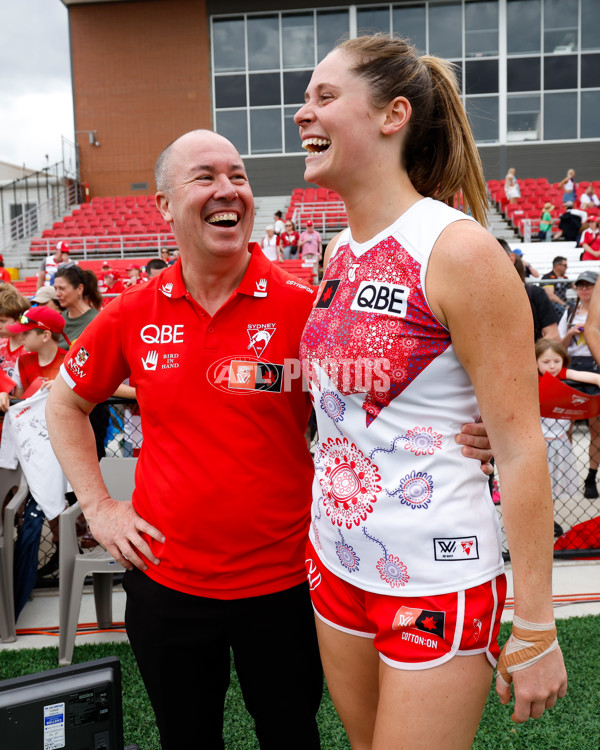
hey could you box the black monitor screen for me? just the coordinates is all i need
[0,656,123,750]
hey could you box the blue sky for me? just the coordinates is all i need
[0,0,73,170]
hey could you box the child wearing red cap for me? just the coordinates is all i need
[0,307,69,409]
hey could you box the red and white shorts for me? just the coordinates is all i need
[306,540,506,670]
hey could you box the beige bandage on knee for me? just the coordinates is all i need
[496,614,558,686]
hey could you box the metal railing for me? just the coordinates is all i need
[30,233,178,260]
[0,162,80,254]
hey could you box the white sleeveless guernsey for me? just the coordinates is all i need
[300,198,504,596]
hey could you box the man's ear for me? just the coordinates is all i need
[156,192,173,224]
[381,96,412,136]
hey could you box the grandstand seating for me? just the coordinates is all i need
[28,194,176,258]
[287,188,347,233]
[488,178,600,239]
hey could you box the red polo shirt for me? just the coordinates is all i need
[61,245,317,599]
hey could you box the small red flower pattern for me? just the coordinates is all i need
[299,236,451,426]
[318,437,382,529]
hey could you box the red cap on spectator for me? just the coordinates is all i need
[56,240,70,253]
[306,219,313,227]
[127,264,140,271]
[6,306,69,344]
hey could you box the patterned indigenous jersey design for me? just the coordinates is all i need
[300,198,504,596]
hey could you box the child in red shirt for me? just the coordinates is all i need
[0,306,70,408]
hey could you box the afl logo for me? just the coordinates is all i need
[305,558,322,590]
[350,281,410,318]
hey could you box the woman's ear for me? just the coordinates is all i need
[381,96,412,136]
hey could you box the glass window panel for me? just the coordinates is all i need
[284,106,303,153]
[507,0,541,54]
[282,13,314,69]
[465,60,499,94]
[213,18,246,72]
[582,55,600,89]
[392,4,426,53]
[582,0,600,51]
[507,58,541,92]
[507,94,540,140]
[544,55,577,90]
[544,0,578,53]
[214,75,246,109]
[249,73,281,107]
[357,7,390,36]
[581,91,600,138]
[453,62,464,94]
[429,3,462,59]
[215,110,248,155]
[465,1,498,58]
[284,70,312,105]
[466,96,499,142]
[317,10,350,62]
[544,92,577,139]
[250,109,282,155]
[247,15,279,71]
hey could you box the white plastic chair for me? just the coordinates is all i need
[0,467,29,643]
[58,457,137,665]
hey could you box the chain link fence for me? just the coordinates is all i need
[25,391,600,594]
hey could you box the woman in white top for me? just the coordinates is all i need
[295,34,566,750]
[558,270,600,498]
[260,225,282,262]
[504,167,520,203]
[559,168,577,206]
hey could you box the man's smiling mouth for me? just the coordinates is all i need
[206,212,240,227]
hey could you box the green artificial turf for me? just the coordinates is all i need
[0,616,598,749]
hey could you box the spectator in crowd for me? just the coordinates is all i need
[500,241,559,340]
[46,128,493,750]
[558,270,600,498]
[281,220,300,258]
[295,35,565,746]
[145,258,168,278]
[511,248,539,277]
[535,338,600,537]
[298,219,322,261]
[125,264,145,287]
[504,167,520,204]
[36,241,69,290]
[0,306,69,407]
[553,207,586,241]
[30,284,62,312]
[0,255,12,284]
[0,287,29,383]
[538,202,555,242]
[160,247,174,265]
[99,269,126,301]
[273,210,285,235]
[580,216,600,260]
[0,306,70,614]
[542,256,572,319]
[559,168,577,207]
[579,185,600,211]
[260,224,282,261]
[53,264,102,348]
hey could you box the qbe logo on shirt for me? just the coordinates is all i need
[350,281,410,318]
